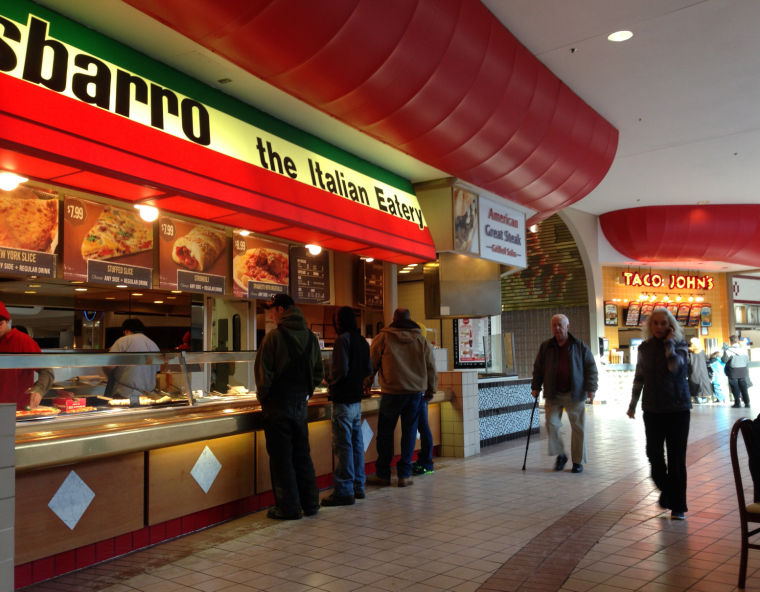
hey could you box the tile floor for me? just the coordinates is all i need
[19,403,760,592]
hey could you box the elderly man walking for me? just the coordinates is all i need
[531,314,598,473]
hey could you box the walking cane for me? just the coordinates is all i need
[522,395,539,471]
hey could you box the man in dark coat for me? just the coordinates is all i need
[531,314,598,474]
[254,294,324,519]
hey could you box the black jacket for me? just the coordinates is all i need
[531,333,598,402]
[629,337,692,414]
[328,330,372,404]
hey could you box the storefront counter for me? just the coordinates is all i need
[478,375,535,448]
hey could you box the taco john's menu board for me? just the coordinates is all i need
[0,186,58,278]
[63,197,152,287]
[159,217,227,294]
[232,232,289,299]
[290,246,330,304]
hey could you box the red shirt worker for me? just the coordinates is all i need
[0,301,54,410]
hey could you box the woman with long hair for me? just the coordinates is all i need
[627,307,692,520]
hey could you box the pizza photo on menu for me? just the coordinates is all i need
[233,247,289,290]
[171,225,226,272]
[81,206,153,260]
[0,186,59,253]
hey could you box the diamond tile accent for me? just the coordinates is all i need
[48,470,95,530]
[362,419,374,453]
[191,446,222,494]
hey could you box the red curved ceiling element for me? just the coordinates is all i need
[600,206,760,267]
[124,0,618,222]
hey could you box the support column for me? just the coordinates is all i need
[438,371,480,457]
[0,404,14,587]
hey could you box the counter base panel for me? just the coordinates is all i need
[148,433,255,525]
[15,453,144,565]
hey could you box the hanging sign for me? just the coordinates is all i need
[232,233,289,299]
[63,197,152,287]
[477,195,526,267]
[159,217,226,294]
[0,186,58,278]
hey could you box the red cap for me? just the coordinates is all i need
[0,301,9,321]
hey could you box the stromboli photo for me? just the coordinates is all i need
[172,225,226,272]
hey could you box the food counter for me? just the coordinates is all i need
[478,374,535,448]
[5,350,448,581]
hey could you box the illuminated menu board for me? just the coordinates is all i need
[290,246,330,304]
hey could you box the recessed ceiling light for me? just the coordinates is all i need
[153,300,163,304]
[608,30,633,42]
[105,297,116,300]
[28,284,41,288]
[131,293,143,297]
[24,290,36,294]
[239,230,251,236]
[74,287,88,292]
[134,204,159,222]
[0,171,28,191]
[305,244,322,255]
[116,284,128,288]
[171,290,182,294]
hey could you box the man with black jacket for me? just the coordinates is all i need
[531,314,598,474]
[321,306,373,507]
[254,294,324,520]
[724,335,751,408]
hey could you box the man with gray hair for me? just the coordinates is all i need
[531,314,598,473]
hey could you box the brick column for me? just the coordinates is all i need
[438,371,480,457]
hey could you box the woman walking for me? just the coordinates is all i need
[627,307,692,520]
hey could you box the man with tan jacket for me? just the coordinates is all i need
[366,308,437,487]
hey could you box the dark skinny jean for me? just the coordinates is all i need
[643,410,690,514]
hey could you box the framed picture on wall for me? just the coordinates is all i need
[604,302,618,326]
[453,317,490,369]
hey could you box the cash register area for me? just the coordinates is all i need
[20,404,760,592]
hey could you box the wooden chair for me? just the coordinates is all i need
[730,417,760,588]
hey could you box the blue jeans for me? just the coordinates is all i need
[376,392,422,479]
[331,402,365,497]
[415,399,434,470]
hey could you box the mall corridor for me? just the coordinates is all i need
[20,404,760,592]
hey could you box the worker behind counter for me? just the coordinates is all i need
[104,318,160,405]
[0,301,54,410]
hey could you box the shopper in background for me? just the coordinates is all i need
[105,318,160,403]
[0,301,54,410]
[322,306,373,507]
[687,337,713,404]
[366,308,437,488]
[723,335,751,408]
[255,294,324,520]
[412,393,435,476]
[531,314,598,474]
[708,351,727,403]
[627,307,691,520]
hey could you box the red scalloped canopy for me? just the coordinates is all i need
[124,0,618,224]
[600,206,760,268]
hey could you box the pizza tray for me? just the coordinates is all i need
[16,414,59,422]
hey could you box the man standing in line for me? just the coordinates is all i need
[0,301,54,410]
[367,308,437,487]
[255,294,324,519]
[321,306,373,507]
[723,335,751,408]
[106,318,160,405]
[531,314,598,474]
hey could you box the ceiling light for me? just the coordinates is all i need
[608,30,633,42]
[239,230,251,236]
[676,296,682,302]
[171,290,182,294]
[408,263,418,268]
[529,224,539,233]
[105,297,116,300]
[28,284,41,288]
[696,296,704,302]
[305,244,322,255]
[24,290,36,294]
[399,270,411,274]
[688,296,694,302]
[134,204,159,222]
[131,293,143,297]
[153,300,163,304]
[116,284,128,288]
[74,287,88,292]
[0,172,28,191]
[364,257,374,263]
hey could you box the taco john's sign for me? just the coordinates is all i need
[0,12,427,230]
[622,271,714,290]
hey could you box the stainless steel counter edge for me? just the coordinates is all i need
[16,390,452,471]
